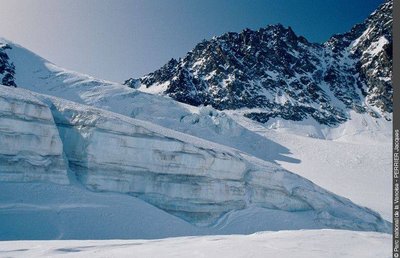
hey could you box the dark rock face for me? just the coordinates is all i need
[325,0,393,114]
[125,0,392,125]
[0,43,16,87]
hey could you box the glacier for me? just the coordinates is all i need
[0,86,390,233]
[0,88,68,184]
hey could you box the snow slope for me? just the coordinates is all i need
[0,86,390,235]
[229,112,392,220]
[0,230,390,258]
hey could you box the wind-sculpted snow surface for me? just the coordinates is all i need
[0,86,390,233]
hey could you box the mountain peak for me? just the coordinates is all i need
[124,1,392,125]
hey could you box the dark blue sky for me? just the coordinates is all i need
[0,0,385,82]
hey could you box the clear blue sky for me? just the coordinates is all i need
[0,0,384,82]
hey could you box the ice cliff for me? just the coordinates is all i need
[0,88,67,184]
[0,86,390,233]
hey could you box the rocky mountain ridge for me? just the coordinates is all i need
[125,0,392,125]
[0,42,16,87]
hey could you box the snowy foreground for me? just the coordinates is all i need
[0,230,390,258]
